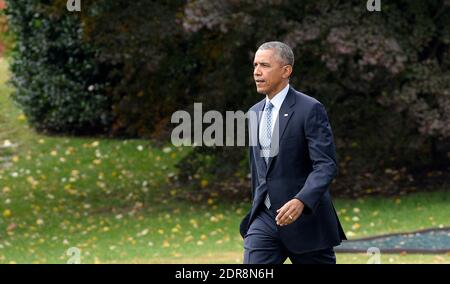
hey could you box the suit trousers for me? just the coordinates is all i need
[243,206,336,264]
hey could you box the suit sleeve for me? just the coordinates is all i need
[249,146,259,201]
[240,145,258,239]
[295,102,338,214]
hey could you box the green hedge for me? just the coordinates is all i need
[6,0,112,134]
[4,0,449,198]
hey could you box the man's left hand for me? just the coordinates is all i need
[276,199,304,226]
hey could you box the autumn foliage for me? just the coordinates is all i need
[5,0,450,197]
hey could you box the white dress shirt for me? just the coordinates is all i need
[259,84,290,145]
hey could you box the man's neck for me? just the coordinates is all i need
[266,82,289,100]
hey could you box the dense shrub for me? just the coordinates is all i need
[176,0,450,198]
[5,0,449,198]
[6,0,112,134]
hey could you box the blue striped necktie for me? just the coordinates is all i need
[260,101,274,209]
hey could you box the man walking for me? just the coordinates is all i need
[240,41,346,264]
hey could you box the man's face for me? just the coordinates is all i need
[253,49,291,97]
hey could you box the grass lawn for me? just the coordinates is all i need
[0,58,449,264]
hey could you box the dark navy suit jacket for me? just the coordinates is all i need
[240,86,347,254]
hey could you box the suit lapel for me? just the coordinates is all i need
[266,87,296,173]
[251,99,267,174]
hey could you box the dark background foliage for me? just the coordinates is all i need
[6,0,112,135]
[5,0,450,199]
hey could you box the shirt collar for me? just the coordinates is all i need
[266,84,289,110]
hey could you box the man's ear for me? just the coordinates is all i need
[282,65,293,79]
